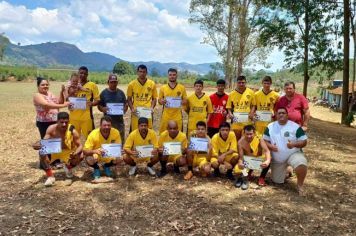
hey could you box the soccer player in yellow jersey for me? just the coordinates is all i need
[184,121,212,180]
[123,117,159,176]
[158,68,187,134]
[69,66,100,139]
[251,76,279,135]
[157,120,188,177]
[127,65,158,131]
[185,80,213,136]
[83,116,122,181]
[234,125,271,190]
[226,75,254,141]
[210,122,238,180]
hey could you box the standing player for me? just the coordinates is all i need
[207,79,229,138]
[158,68,187,134]
[185,80,213,136]
[127,65,157,131]
[226,75,254,141]
[69,66,100,138]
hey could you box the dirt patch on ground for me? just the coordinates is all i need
[0,82,355,235]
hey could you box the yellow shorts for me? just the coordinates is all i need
[193,155,208,168]
[51,149,73,164]
[210,153,238,164]
[70,119,94,138]
[94,154,117,164]
[166,154,182,163]
[131,115,153,131]
[255,121,268,136]
[159,118,183,134]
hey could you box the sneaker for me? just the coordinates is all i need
[93,169,101,179]
[258,177,266,186]
[63,165,74,179]
[104,166,113,177]
[44,176,55,187]
[173,165,180,174]
[226,170,235,181]
[241,178,249,190]
[184,170,193,180]
[235,177,243,188]
[129,166,137,176]
[157,170,167,178]
[147,166,156,176]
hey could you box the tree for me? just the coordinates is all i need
[112,61,135,75]
[342,0,350,124]
[150,67,161,77]
[257,0,343,97]
[350,0,356,113]
[0,33,10,61]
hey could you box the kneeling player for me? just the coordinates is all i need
[210,122,238,180]
[83,116,123,181]
[184,121,212,180]
[157,120,188,177]
[234,125,271,190]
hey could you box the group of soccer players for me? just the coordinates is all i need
[36,64,286,190]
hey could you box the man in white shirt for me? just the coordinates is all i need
[263,107,308,195]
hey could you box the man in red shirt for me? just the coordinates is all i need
[207,79,229,138]
[275,81,310,131]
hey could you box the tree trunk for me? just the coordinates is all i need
[302,0,310,97]
[350,3,356,112]
[225,3,234,88]
[342,0,350,124]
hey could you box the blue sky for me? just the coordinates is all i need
[0,0,285,70]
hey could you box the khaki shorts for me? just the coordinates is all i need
[271,151,307,184]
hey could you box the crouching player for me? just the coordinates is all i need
[83,116,123,181]
[157,120,188,177]
[38,112,83,186]
[234,125,271,190]
[210,122,238,180]
[184,121,212,180]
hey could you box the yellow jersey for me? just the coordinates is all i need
[84,127,122,150]
[70,81,99,121]
[127,79,158,108]
[158,130,188,149]
[226,88,254,112]
[253,90,279,112]
[186,93,213,131]
[159,83,187,118]
[211,131,237,157]
[124,129,158,150]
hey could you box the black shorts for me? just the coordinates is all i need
[207,127,219,138]
[36,121,56,139]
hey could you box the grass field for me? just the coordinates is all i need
[0,81,355,235]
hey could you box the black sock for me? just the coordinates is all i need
[160,160,167,172]
[147,163,153,168]
[260,164,270,178]
[173,164,180,173]
[227,169,233,176]
[188,166,193,171]
[104,161,114,168]
[90,163,100,169]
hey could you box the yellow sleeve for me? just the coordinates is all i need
[114,129,122,144]
[211,136,219,157]
[207,96,213,113]
[124,133,134,150]
[252,92,257,106]
[84,134,95,150]
[127,83,133,97]
[158,134,164,147]
[226,94,233,109]
[152,82,158,99]
[230,134,238,152]
[150,131,159,148]
[92,83,100,101]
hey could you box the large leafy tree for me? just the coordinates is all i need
[112,61,135,75]
[257,0,343,96]
[0,33,10,61]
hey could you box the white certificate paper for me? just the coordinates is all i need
[136,107,152,119]
[107,103,124,115]
[101,144,122,158]
[188,137,209,152]
[136,145,154,158]
[163,142,182,155]
[165,97,182,108]
[68,97,87,110]
[256,111,272,122]
[233,112,249,123]
[39,138,62,155]
[243,155,263,171]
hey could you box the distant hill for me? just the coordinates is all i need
[2,39,214,74]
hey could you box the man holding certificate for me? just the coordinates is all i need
[158,68,187,134]
[226,75,255,141]
[184,121,212,180]
[83,116,122,181]
[38,112,83,186]
[234,125,271,190]
[157,120,188,177]
[123,117,159,176]
[98,74,128,141]
[69,66,100,138]
[210,122,238,180]
[127,65,157,131]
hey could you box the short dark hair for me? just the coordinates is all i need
[138,117,149,125]
[236,75,246,81]
[219,122,230,129]
[36,77,48,87]
[57,112,69,120]
[277,107,288,114]
[196,121,206,128]
[284,81,295,89]
[243,124,256,132]
[194,79,204,86]
[262,76,272,83]
[137,64,147,72]
[79,66,88,73]
[216,79,226,85]
[168,68,177,74]
[100,115,112,124]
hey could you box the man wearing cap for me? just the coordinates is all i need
[98,74,128,141]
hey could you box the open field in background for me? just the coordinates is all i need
[0,82,355,235]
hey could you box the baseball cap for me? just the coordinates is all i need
[108,74,118,82]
